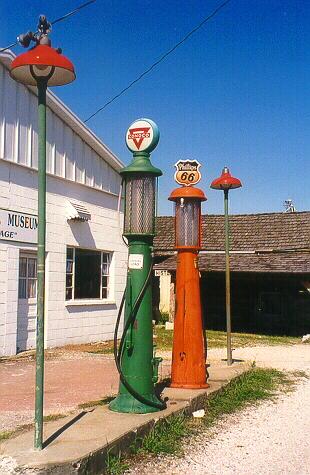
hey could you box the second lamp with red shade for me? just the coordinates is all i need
[211,167,242,366]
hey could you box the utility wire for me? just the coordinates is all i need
[51,0,97,26]
[0,41,19,54]
[0,0,97,53]
[84,0,231,123]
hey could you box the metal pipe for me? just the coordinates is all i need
[35,79,47,450]
[224,189,232,366]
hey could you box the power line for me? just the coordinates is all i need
[84,0,231,123]
[0,41,19,54]
[51,0,97,26]
[0,0,97,53]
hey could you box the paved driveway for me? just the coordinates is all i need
[0,354,170,432]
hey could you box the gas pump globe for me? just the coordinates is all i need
[124,175,156,235]
[169,171,209,389]
[110,119,165,414]
[172,187,205,248]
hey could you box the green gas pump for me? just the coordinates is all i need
[109,119,166,414]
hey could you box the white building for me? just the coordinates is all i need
[0,51,127,356]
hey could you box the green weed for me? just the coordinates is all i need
[203,368,290,427]
[0,430,14,441]
[105,451,129,475]
[43,413,67,422]
[78,396,114,410]
[137,415,189,455]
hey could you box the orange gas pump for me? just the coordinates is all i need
[169,166,209,389]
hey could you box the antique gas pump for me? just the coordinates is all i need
[109,119,166,413]
[169,161,209,388]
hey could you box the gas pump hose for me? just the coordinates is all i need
[113,260,167,410]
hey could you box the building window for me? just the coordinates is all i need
[19,255,37,299]
[66,247,112,300]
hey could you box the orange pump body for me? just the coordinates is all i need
[171,249,209,388]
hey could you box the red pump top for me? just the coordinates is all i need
[169,186,207,202]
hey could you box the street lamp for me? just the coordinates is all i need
[210,167,242,366]
[109,119,166,414]
[10,16,75,450]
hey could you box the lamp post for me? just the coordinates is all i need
[210,167,242,366]
[109,119,165,413]
[10,16,75,450]
[169,161,209,389]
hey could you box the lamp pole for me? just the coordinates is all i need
[35,78,47,448]
[224,188,232,365]
[211,167,242,366]
[10,15,75,449]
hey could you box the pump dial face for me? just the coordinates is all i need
[126,118,159,153]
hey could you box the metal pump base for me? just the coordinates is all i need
[109,393,162,414]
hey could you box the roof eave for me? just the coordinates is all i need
[0,50,124,173]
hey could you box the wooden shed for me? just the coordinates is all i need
[153,212,310,336]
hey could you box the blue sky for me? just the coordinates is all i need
[1,0,309,216]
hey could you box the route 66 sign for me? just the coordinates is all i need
[174,160,202,186]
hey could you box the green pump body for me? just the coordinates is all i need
[109,146,163,414]
[109,238,162,413]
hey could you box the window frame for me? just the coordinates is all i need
[66,246,112,302]
[18,253,37,301]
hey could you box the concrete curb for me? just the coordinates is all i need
[0,361,250,474]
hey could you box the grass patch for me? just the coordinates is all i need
[0,423,33,441]
[78,396,114,410]
[134,414,190,456]
[111,367,301,474]
[0,329,301,363]
[290,369,309,380]
[153,326,301,351]
[0,414,67,442]
[43,413,67,422]
[202,368,290,427]
[0,430,14,441]
[106,452,129,475]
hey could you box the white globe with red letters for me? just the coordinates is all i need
[125,118,159,154]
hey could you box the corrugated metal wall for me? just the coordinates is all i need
[0,62,121,195]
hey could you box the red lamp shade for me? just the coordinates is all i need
[210,166,242,191]
[10,44,75,86]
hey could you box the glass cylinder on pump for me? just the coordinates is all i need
[169,187,206,250]
[175,198,201,248]
[124,175,156,236]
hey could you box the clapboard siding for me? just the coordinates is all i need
[0,62,121,195]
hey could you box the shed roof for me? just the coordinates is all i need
[155,211,310,254]
[154,251,310,274]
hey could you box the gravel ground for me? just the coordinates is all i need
[126,377,310,475]
[127,345,310,475]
